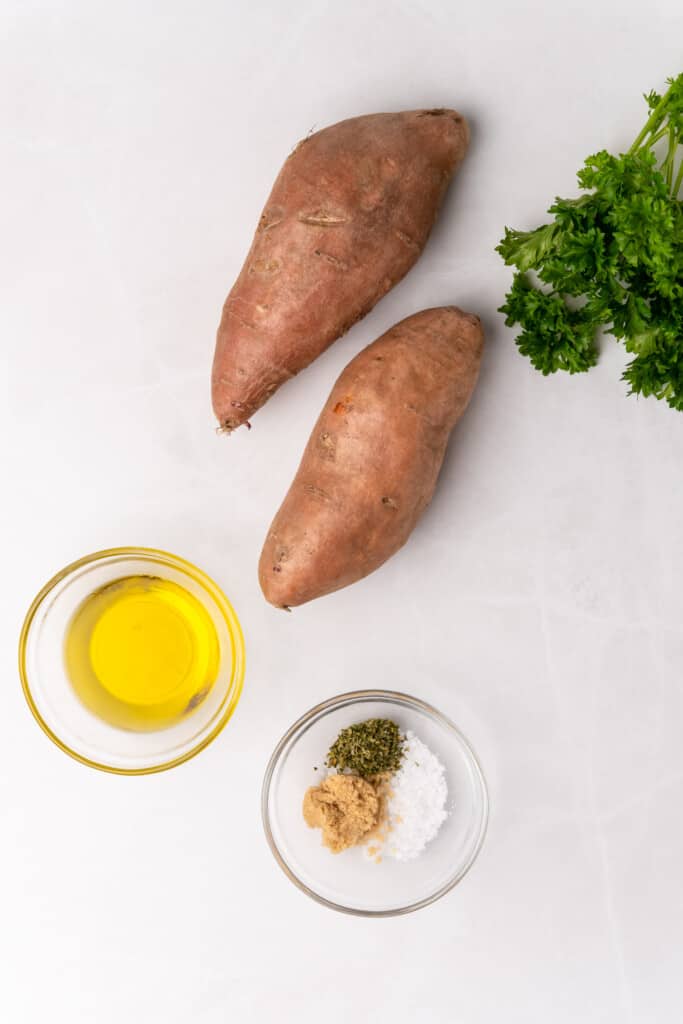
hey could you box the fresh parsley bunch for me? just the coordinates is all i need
[497,75,683,409]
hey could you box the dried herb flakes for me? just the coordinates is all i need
[326,718,404,776]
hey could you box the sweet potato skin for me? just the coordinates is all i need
[212,109,469,430]
[259,306,484,607]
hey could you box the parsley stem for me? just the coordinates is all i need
[663,125,676,188]
[673,156,683,199]
[648,126,670,148]
[628,85,672,154]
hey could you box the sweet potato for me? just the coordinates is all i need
[212,109,469,431]
[259,306,484,607]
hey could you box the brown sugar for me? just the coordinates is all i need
[303,774,379,853]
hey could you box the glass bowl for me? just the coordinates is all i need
[19,547,245,774]
[262,690,488,916]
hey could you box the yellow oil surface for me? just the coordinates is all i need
[64,575,219,731]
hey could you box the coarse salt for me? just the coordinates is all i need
[370,730,448,862]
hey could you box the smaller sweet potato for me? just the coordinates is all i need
[259,306,484,608]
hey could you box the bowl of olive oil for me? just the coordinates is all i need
[19,548,245,773]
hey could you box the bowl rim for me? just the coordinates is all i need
[261,688,489,917]
[18,546,246,775]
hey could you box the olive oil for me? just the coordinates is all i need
[64,575,219,731]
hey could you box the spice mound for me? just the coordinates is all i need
[326,717,403,775]
[303,717,449,863]
[383,730,448,861]
[303,774,379,853]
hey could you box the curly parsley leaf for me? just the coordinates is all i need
[497,73,683,410]
[499,273,599,374]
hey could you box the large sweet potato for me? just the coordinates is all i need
[212,109,469,431]
[259,306,484,607]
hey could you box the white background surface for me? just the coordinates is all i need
[2,1,682,1020]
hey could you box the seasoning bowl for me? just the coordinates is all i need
[19,547,245,774]
[262,690,488,916]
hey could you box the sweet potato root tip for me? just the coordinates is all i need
[215,417,251,435]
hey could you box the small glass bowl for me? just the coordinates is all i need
[19,547,245,774]
[262,690,488,916]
